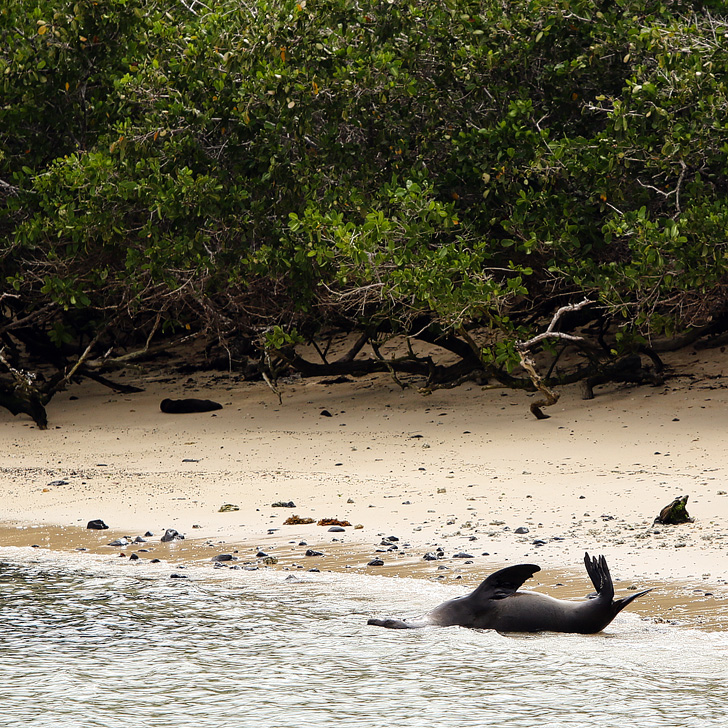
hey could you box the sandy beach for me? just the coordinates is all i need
[2,345,727,628]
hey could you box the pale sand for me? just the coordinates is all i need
[1,346,727,628]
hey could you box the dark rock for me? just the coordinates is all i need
[144,531,154,537]
[423,552,438,561]
[320,409,333,417]
[212,554,236,562]
[160,398,223,414]
[48,480,68,487]
[308,568,320,573]
[305,549,324,557]
[532,539,547,546]
[133,536,146,543]
[367,558,384,566]
[654,495,695,525]
[319,376,353,384]
[182,458,200,463]
[108,538,129,547]
[452,552,474,559]
[514,526,530,534]
[255,551,269,558]
[272,500,296,508]
[150,558,161,563]
[161,529,184,542]
[87,519,109,530]
[129,553,140,561]
[328,526,345,532]
[169,573,188,579]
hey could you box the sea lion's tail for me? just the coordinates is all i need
[367,618,417,629]
[584,552,652,613]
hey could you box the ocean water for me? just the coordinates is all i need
[0,552,726,728]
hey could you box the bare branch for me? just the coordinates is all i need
[516,298,591,351]
[515,298,592,419]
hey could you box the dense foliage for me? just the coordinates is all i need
[2,0,728,425]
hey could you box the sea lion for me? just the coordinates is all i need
[160,398,223,414]
[367,552,651,633]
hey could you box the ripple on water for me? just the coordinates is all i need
[0,557,726,728]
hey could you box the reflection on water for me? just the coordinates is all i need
[0,554,726,728]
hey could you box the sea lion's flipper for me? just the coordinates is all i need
[471,564,540,601]
[613,588,653,614]
[583,553,614,602]
[367,618,420,629]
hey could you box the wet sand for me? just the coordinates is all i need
[1,346,727,629]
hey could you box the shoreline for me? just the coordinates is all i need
[0,521,723,631]
[2,348,727,629]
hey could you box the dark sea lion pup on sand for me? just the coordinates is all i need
[160,398,223,414]
[368,553,651,633]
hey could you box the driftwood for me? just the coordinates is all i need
[515,299,591,419]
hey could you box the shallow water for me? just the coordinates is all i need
[1,554,726,728]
